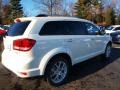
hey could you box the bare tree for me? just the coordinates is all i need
[33,0,64,16]
[67,1,75,16]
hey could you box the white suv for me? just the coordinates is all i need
[1,16,111,86]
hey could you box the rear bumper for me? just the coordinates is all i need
[1,50,42,78]
[2,63,41,78]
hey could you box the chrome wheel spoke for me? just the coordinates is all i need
[61,63,66,71]
[50,68,57,77]
[54,63,59,69]
[55,74,60,81]
[50,60,67,83]
[60,70,66,77]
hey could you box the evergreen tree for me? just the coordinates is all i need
[2,5,12,24]
[115,16,120,24]
[75,0,89,18]
[75,0,103,21]
[105,6,115,25]
[10,0,23,19]
[95,14,103,23]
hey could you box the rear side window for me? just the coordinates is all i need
[39,21,68,35]
[7,21,30,36]
[39,21,88,35]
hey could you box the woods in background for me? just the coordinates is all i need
[0,0,120,25]
[0,0,23,24]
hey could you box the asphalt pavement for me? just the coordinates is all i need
[0,44,120,90]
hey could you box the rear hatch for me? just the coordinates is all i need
[3,20,31,52]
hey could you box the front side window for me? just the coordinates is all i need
[7,21,30,36]
[84,22,100,35]
[68,21,88,35]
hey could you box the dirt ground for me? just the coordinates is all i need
[0,44,120,90]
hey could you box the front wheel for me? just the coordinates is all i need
[102,44,111,60]
[46,57,70,86]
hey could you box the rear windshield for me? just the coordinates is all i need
[7,21,30,36]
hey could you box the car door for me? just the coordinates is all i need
[84,22,105,55]
[64,21,91,64]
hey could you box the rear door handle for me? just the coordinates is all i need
[67,39,72,42]
[91,38,95,40]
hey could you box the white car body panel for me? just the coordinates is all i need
[105,30,115,34]
[2,17,111,78]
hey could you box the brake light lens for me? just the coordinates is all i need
[0,29,6,36]
[15,18,21,23]
[13,38,36,51]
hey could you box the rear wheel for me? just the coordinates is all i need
[46,57,70,86]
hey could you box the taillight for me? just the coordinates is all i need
[14,18,21,23]
[13,38,36,51]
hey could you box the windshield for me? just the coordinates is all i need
[7,21,30,36]
[106,26,114,30]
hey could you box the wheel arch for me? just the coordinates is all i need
[103,41,112,53]
[107,41,112,46]
[39,48,72,75]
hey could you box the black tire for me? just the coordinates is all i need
[102,44,111,61]
[46,56,70,86]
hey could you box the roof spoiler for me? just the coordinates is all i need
[36,14,48,17]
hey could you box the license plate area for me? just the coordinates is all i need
[3,38,12,51]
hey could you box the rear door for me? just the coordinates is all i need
[64,21,91,64]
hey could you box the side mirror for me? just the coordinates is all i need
[0,29,7,36]
[99,28,106,35]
